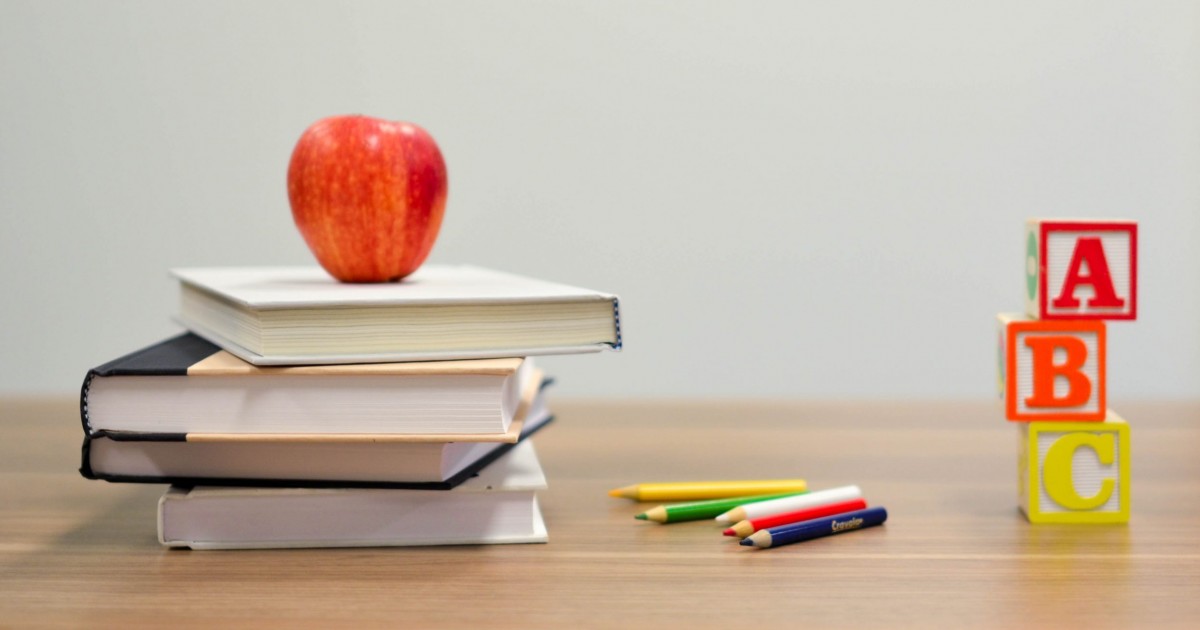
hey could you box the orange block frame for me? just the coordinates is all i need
[1003,318,1106,422]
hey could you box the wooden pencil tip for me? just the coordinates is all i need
[641,507,668,523]
[739,538,755,547]
[722,528,736,537]
[608,485,635,499]
[634,513,648,520]
[734,522,756,538]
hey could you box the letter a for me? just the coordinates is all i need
[1051,237,1125,309]
[1024,336,1091,408]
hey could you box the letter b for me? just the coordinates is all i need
[998,314,1106,422]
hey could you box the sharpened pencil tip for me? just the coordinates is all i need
[714,514,732,524]
[722,528,736,537]
[739,538,754,547]
[609,485,637,499]
[635,513,647,520]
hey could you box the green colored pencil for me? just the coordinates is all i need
[634,491,809,523]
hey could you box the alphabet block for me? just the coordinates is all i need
[1017,411,1130,523]
[1025,219,1137,320]
[997,313,1106,421]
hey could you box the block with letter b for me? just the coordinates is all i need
[997,314,1106,422]
[1018,411,1130,523]
[1025,219,1137,320]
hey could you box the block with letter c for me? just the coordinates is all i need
[1018,412,1130,523]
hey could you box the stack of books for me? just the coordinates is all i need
[78,264,621,549]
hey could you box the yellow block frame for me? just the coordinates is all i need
[1019,412,1130,524]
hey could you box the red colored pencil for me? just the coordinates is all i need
[723,498,868,538]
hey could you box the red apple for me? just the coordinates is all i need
[287,115,448,283]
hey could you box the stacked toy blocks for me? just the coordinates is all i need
[998,219,1137,524]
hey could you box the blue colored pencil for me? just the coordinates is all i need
[739,506,887,549]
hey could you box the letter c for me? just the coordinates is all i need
[1043,432,1116,510]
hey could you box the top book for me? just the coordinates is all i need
[172,265,622,365]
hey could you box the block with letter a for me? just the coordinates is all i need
[1025,218,1137,320]
[1017,411,1130,523]
[997,314,1106,422]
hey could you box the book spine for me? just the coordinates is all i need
[78,430,96,479]
[79,369,98,435]
[612,297,623,350]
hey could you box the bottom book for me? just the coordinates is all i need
[159,440,549,550]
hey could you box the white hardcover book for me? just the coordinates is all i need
[172,265,622,365]
[158,440,550,549]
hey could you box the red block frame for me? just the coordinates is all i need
[1037,221,1137,321]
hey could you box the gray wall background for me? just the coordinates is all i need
[2,1,1197,399]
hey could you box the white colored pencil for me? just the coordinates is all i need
[714,485,863,524]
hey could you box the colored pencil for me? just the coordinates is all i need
[740,506,887,549]
[723,498,868,538]
[609,479,808,502]
[714,485,862,524]
[635,492,808,523]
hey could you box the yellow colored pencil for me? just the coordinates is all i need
[608,479,807,502]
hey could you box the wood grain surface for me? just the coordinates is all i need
[2,398,1198,628]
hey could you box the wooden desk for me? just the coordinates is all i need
[2,398,1198,627]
